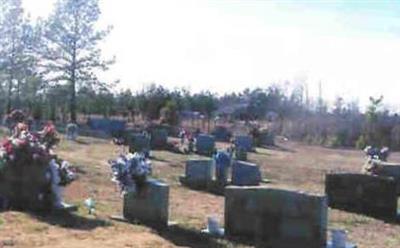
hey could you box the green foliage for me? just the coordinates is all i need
[39,0,114,122]
[366,96,383,123]
[160,100,179,126]
[356,135,367,150]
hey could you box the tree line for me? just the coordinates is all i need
[1,0,400,150]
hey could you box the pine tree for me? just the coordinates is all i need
[0,0,34,112]
[40,0,114,122]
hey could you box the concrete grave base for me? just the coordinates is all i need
[326,241,357,248]
[326,173,398,220]
[123,179,169,227]
[225,186,327,248]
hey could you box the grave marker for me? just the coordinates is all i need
[196,134,215,156]
[235,136,253,152]
[325,173,397,219]
[179,159,214,189]
[231,161,262,186]
[123,179,169,227]
[225,186,327,248]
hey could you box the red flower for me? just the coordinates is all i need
[16,139,28,147]
[43,122,56,135]
[2,139,13,155]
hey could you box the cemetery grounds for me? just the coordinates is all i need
[0,134,399,248]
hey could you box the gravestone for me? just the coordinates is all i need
[196,134,215,156]
[259,131,275,146]
[325,173,397,219]
[87,118,126,135]
[0,159,53,211]
[128,133,150,153]
[150,128,168,149]
[225,186,327,248]
[235,136,254,152]
[370,162,400,195]
[235,147,247,161]
[212,126,231,141]
[66,123,79,140]
[231,161,262,186]
[179,159,214,189]
[123,179,169,227]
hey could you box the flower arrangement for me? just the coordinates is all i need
[0,121,75,210]
[38,122,60,150]
[0,129,50,171]
[109,152,152,195]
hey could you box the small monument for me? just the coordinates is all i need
[195,134,215,156]
[231,161,262,186]
[326,173,398,219]
[66,123,79,140]
[123,179,169,227]
[179,159,214,189]
[225,186,328,248]
[234,135,254,152]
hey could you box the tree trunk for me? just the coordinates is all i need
[6,77,13,114]
[70,78,76,123]
[70,35,77,123]
[16,78,21,109]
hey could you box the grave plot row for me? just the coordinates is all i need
[179,159,262,193]
[123,179,355,247]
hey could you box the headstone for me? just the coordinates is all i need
[128,133,150,153]
[235,147,247,161]
[87,118,126,135]
[231,161,262,186]
[325,173,397,219]
[225,186,327,248]
[150,128,168,149]
[179,159,214,188]
[123,179,169,227]
[212,126,231,142]
[260,131,275,146]
[195,134,215,156]
[66,123,79,140]
[0,161,53,211]
[370,162,400,194]
[235,136,253,152]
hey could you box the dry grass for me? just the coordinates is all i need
[0,135,399,247]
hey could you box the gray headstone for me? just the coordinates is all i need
[123,179,169,226]
[180,159,214,188]
[66,123,79,140]
[325,173,397,219]
[150,129,168,149]
[128,133,150,153]
[195,134,215,156]
[371,162,400,195]
[225,186,327,248]
[235,136,253,152]
[231,161,262,186]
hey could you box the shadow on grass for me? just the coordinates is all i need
[179,178,225,196]
[74,139,91,145]
[259,144,296,153]
[155,224,243,248]
[30,211,111,230]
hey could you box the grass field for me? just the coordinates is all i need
[1,135,400,248]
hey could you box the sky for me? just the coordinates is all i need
[22,0,400,109]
